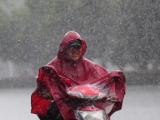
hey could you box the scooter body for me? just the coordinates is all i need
[67,84,115,120]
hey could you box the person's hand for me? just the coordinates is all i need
[107,96,118,102]
[109,70,124,82]
[111,76,121,81]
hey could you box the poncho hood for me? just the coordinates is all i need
[58,31,87,61]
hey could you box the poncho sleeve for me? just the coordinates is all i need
[108,70,126,116]
[31,67,53,117]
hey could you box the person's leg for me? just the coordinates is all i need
[38,115,52,120]
[37,102,63,120]
[38,114,63,120]
[47,102,63,120]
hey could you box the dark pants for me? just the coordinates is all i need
[38,102,63,120]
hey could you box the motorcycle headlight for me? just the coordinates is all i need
[75,110,106,120]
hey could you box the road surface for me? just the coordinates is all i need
[0,85,160,120]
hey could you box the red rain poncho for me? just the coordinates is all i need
[31,31,126,120]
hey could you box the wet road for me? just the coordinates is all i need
[0,85,160,120]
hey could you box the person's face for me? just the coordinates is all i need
[66,46,83,61]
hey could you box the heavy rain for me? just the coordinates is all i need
[0,0,160,120]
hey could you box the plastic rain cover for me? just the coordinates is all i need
[66,84,108,100]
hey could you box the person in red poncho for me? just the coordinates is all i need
[31,31,126,120]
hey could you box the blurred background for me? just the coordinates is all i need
[0,0,160,120]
